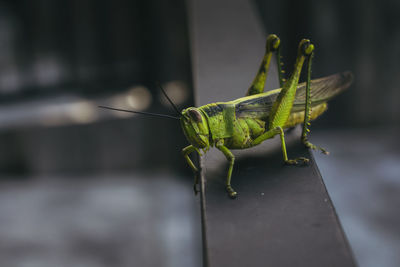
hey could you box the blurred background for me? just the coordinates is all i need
[0,0,398,266]
[0,0,202,267]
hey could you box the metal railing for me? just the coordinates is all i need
[187,0,356,266]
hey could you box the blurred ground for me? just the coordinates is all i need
[313,127,400,267]
[0,172,202,267]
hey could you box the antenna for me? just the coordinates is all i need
[98,106,179,120]
[156,82,181,116]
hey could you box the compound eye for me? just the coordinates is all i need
[188,109,202,123]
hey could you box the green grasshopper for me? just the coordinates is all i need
[100,34,352,199]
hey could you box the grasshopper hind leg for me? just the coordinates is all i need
[246,34,281,96]
[302,138,329,155]
[300,50,329,155]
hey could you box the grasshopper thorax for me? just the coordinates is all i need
[180,107,210,149]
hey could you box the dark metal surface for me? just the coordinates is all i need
[203,143,356,267]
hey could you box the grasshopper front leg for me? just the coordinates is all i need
[182,145,201,194]
[215,140,237,199]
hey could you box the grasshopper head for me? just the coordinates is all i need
[180,107,210,149]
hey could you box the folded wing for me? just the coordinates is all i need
[235,71,353,119]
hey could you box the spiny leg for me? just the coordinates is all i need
[215,140,237,198]
[268,39,314,131]
[276,41,296,134]
[300,51,329,155]
[182,145,201,194]
[252,39,316,165]
[252,127,309,165]
[246,34,280,96]
[276,40,286,87]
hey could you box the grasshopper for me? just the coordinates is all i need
[100,34,352,199]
